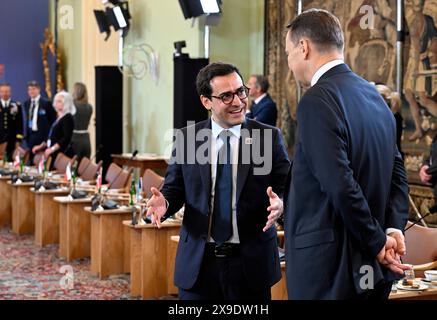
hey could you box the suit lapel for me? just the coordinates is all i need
[197,119,212,213]
[236,120,252,205]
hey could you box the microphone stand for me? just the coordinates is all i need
[405,204,437,232]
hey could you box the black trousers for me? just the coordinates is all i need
[178,246,271,300]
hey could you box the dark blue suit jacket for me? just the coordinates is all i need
[22,97,56,149]
[284,64,409,299]
[246,94,277,126]
[161,118,290,290]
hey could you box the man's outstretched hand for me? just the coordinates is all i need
[263,186,283,232]
[145,187,167,228]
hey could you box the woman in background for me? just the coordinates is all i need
[32,91,75,167]
[72,82,92,159]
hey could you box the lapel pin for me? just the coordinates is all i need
[245,137,253,145]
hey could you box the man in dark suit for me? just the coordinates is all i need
[246,75,277,126]
[146,62,290,300]
[22,81,56,163]
[0,83,23,160]
[282,9,410,299]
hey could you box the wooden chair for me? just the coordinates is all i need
[403,222,437,277]
[77,157,103,181]
[12,146,29,164]
[141,169,164,199]
[105,162,133,190]
[53,153,77,174]
[32,152,52,171]
[0,142,6,159]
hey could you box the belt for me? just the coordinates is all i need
[205,243,240,258]
[73,130,89,134]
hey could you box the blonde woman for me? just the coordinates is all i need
[32,91,76,167]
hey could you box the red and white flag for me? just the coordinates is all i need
[96,167,102,193]
[38,157,44,175]
[65,163,72,182]
[13,155,20,168]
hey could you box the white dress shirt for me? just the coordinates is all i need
[310,59,344,87]
[310,60,403,237]
[208,118,241,243]
[254,93,267,105]
[1,99,10,108]
[30,95,41,131]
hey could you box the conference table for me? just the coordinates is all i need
[54,196,93,261]
[273,262,437,300]
[31,187,70,247]
[85,206,132,279]
[0,176,13,228]
[9,181,35,235]
[123,219,180,299]
[111,153,168,176]
[389,285,437,300]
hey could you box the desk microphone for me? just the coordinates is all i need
[131,150,138,160]
[107,149,137,190]
[405,205,437,231]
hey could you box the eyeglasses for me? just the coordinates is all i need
[210,86,249,105]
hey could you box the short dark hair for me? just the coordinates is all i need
[196,62,244,97]
[27,80,40,89]
[0,82,11,88]
[286,9,344,53]
[252,74,269,93]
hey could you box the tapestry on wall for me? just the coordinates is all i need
[266,0,437,225]
[266,0,399,154]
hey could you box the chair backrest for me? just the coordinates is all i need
[105,162,133,189]
[78,158,102,181]
[54,153,77,174]
[77,157,90,176]
[32,152,52,171]
[12,147,29,164]
[142,169,164,199]
[403,222,437,266]
[0,142,6,158]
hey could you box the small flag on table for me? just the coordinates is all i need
[14,155,20,168]
[65,163,72,182]
[96,167,102,193]
[38,157,44,175]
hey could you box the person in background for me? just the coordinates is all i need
[32,91,75,168]
[245,75,278,126]
[72,82,92,159]
[22,81,56,164]
[283,9,410,299]
[0,83,23,160]
[375,84,404,158]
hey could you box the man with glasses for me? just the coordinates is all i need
[146,62,290,300]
